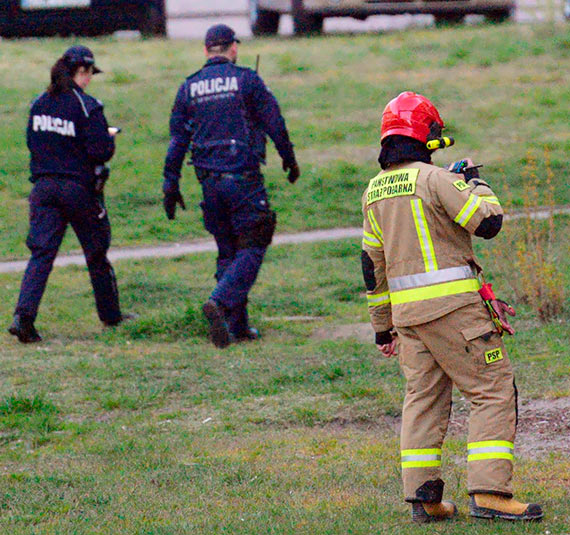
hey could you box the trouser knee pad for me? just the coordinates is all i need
[236,210,276,250]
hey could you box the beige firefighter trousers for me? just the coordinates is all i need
[396,301,517,500]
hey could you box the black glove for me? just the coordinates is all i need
[163,189,186,220]
[93,165,110,195]
[283,160,300,184]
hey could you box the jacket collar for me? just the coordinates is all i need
[204,56,232,67]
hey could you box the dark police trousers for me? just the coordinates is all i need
[15,177,121,324]
[198,169,275,336]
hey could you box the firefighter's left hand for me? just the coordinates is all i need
[377,339,398,358]
[490,299,516,335]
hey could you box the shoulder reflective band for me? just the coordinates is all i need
[410,198,438,272]
[367,291,390,306]
[480,195,501,206]
[401,448,442,469]
[391,278,480,305]
[454,194,483,227]
[388,265,474,292]
[467,440,514,462]
[367,210,384,245]
[363,230,382,249]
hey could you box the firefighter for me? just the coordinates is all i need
[162,24,299,348]
[361,91,543,522]
[9,46,127,343]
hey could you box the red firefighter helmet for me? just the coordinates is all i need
[380,91,444,144]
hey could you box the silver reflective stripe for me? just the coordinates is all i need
[401,454,441,462]
[388,265,474,292]
[468,446,513,455]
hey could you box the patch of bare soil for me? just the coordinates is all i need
[446,396,570,458]
[312,324,570,458]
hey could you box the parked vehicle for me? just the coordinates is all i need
[0,0,166,38]
[249,0,516,36]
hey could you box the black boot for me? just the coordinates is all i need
[202,300,230,348]
[103,313,138,327]
[232,326,260,342]
[8,315,42,344]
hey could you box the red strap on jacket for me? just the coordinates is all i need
[478,282,497,301]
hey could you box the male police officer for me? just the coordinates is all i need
[9,46,125,343]
[361,92,543,522]
[163,24,299,348]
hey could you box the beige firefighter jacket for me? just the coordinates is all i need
[361,160,503,331]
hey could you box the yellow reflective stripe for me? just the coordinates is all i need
[410,199,438,272]
[367,210,384,244]
[367,292,390,306]
[391,279,479,305]
[481,196,501,206]
[401,448,442,469]
[467,440,514,462]
[454,194,483,227]
[468,452,514,462]
[468,440,514,449]
[363,231,382,248]
[402,460,441,468]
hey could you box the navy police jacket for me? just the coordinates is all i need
[27,83,115,188]
[163,56,295,188]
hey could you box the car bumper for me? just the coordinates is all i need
[303,0,515,15]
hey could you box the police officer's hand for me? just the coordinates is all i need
[163,190,186,220]
[283,160,300,184]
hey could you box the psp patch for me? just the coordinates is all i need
[484,347,504,364]
[453,180,470,192]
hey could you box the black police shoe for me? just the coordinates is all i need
[8,315,42,344]
[103,313,138,327]
[231,326,261,343]
[202,300,231,349]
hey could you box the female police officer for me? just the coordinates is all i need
[8,46,125,343]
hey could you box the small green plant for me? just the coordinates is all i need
[486,148,566,322]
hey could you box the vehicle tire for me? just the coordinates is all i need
[292,0,323,36]
[485,8,513,23]
[249,0,280,36]
[140,2,167,37]
[434,13,465,26]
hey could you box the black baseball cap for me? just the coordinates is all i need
[63,45,102,74]
[205,24,240,48]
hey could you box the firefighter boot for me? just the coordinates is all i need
[409,479,458,523]
[202,300,231,348]
[470,494,543,521]
[8,314,42,344]
[412,501,458,523]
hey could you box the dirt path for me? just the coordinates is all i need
[0,206,567,274]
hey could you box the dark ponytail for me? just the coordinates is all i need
[47,57,78,95]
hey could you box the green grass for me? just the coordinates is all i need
[1,22,569,259]
[0,225,568,533]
